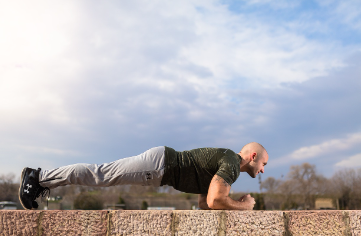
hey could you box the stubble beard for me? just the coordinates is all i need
[246,163,257,178]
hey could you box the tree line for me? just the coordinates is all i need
[260,163,361,210]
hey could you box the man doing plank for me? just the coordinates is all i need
[19,142,268,210]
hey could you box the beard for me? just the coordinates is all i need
[245,163,258,178]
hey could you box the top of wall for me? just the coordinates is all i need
[0,210,360,235]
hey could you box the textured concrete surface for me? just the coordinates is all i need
[350,211,361,236]
[40,210,108,235]
[109,210,172,235]
[286,211,349,236]
[0,210,40,236]
[173,210,224,235]
[1,210,361,235]
[226,211,285,235]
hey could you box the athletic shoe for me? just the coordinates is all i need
[19,167,50,210]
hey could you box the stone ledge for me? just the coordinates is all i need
[0,210,360,235]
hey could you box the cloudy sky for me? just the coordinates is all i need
[1,0,360,192]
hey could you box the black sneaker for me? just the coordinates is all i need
[19,167,50,210]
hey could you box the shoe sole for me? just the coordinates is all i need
[19,167,32,210]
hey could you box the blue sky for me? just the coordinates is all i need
[0,0,360,192]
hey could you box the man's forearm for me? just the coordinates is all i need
[207,175,255,210]
[209,196,253,210]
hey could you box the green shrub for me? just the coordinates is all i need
[141,200,148,210]
[73,192,103,210]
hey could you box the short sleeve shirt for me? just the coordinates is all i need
[160,146,242,194]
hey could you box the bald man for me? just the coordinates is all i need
[19,142,268,210]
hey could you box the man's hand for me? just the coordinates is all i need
[238,194,255,210]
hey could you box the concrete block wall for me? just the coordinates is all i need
[1,210,360,235]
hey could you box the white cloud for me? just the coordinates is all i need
[335,1,361,30]
[288,133,361,160]
[16,145,81,156]
[0,0,350,134]
[243,0,301,9]
[335,153,361,168]
[316,0,361,30]
[0,1,78,65]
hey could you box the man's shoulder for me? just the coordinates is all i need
[217,148,238,158]
[217,149,241,167]
[192,147,236,153]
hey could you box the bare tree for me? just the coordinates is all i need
[278,179,299,210]
[260,177,283,210]
[0,173,18,202]
[260,177,280,194]
[286,163,326,209]
[331,168,361,210]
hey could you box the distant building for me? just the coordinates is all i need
[0,201,17,210]
[44,202,63,210]
[315,198,337,210]
[147,207,175,210]
[104,204,126,210]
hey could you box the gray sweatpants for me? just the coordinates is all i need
[39,146,165,189]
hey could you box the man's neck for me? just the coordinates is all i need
[239,152,251,172]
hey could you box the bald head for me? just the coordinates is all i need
[240,142,267,161]
[239,142,268,178]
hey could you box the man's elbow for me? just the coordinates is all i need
[198,200,207,209]
[207,197,224,210]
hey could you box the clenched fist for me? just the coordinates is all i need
[238,194,255,210]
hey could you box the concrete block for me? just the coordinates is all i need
[226,210,285,235]
[109,210,172,235]
[286,210,348,235]
[350,210,361,236]
[3,209,361,235]
[40,210,108,235]
[0,210,40,236]
[173,210,224,236]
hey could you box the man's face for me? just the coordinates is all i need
[246,153,268,178]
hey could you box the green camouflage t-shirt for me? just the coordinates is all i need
[160,146,242,194]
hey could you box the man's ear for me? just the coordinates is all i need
[251,152,257,161]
